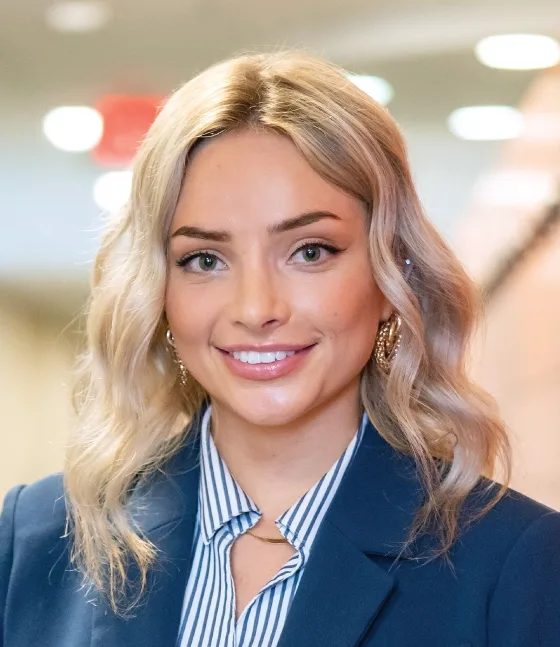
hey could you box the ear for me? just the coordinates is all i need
[378,294,394,323]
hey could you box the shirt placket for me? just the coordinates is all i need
[220,512,264,646]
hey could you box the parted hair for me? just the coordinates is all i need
[65,50,511,614]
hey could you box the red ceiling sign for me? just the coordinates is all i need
[91,94,166,168]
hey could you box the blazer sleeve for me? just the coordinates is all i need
[0,485,26,647]
[488,510,560,646]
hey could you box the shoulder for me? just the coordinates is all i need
[465,484,560,643]
[452,480,560,600]
[483,486,560,583]
[1,476,98,644]
[462,479,559,549]
[1,473,68,588]
[1,472,67,541]
[1,473,68,628]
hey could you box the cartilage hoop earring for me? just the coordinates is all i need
[166,329,189,387]
[374,313,402,373]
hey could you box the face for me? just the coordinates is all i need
[165,129,390,428]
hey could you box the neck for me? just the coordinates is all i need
[209,383,363,520]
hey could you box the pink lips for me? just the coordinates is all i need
[218,345,316,381]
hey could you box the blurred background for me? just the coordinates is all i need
[1,0,559,507]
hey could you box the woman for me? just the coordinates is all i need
[1,51,559,647]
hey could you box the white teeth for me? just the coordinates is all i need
[231,350,297,364]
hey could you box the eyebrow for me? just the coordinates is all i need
[170,210,342,242]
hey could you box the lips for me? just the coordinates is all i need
[217,344,316,381]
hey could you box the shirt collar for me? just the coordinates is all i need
[198,405,260,544]
[198,405,367,548]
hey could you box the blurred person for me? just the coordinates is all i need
[1,51,559,647]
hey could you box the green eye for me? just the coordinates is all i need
[198,255,218,270]
[291,242,341,264]
[302,245,321,261]
[176,252,225,273]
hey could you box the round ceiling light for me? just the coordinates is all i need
[45,1,112,33]
[475,34,560,70]
[347,74,394,105]
[448,106,525,141]
[93,171,133,213]
[43,106,103,152]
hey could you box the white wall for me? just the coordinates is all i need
[0,297,74,498]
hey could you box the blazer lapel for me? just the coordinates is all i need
[90,409,205,647]
[277,520,395,647]
[278,418,424,647]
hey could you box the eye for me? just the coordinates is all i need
[290,241,342,264]
[176,251,226,273]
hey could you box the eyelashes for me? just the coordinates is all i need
[175,240,343,273]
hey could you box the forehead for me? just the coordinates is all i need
[174,129,365,228]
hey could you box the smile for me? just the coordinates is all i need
[217,345,316,381]
[230,350,297,364]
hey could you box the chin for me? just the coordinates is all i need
[217,393,314,429]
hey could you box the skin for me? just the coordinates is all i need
[165,129,391,614]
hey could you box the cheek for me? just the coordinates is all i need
[164,279,212,346]
[299,270,381,335]
[164,279,183,332]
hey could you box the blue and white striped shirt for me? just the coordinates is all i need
[177,406,366,647]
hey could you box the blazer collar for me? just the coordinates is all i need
[325,414,424,558]
[91,404,424,647]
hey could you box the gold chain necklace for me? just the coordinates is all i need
[245,529,290,544]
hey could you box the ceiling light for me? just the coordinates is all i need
[448,106,524,141]
[93,171,133,213]
[347,74,394,105]
[45,1,112,33]
[43,106,103,152]
[475,34,560,70]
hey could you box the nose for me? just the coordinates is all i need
[229,259,290,332]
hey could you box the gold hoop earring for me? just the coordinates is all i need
[166,329,189,387]
[374,313,402,373]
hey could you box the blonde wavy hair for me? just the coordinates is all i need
[66,50,511,614]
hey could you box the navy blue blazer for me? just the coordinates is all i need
[1,413,560,647]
